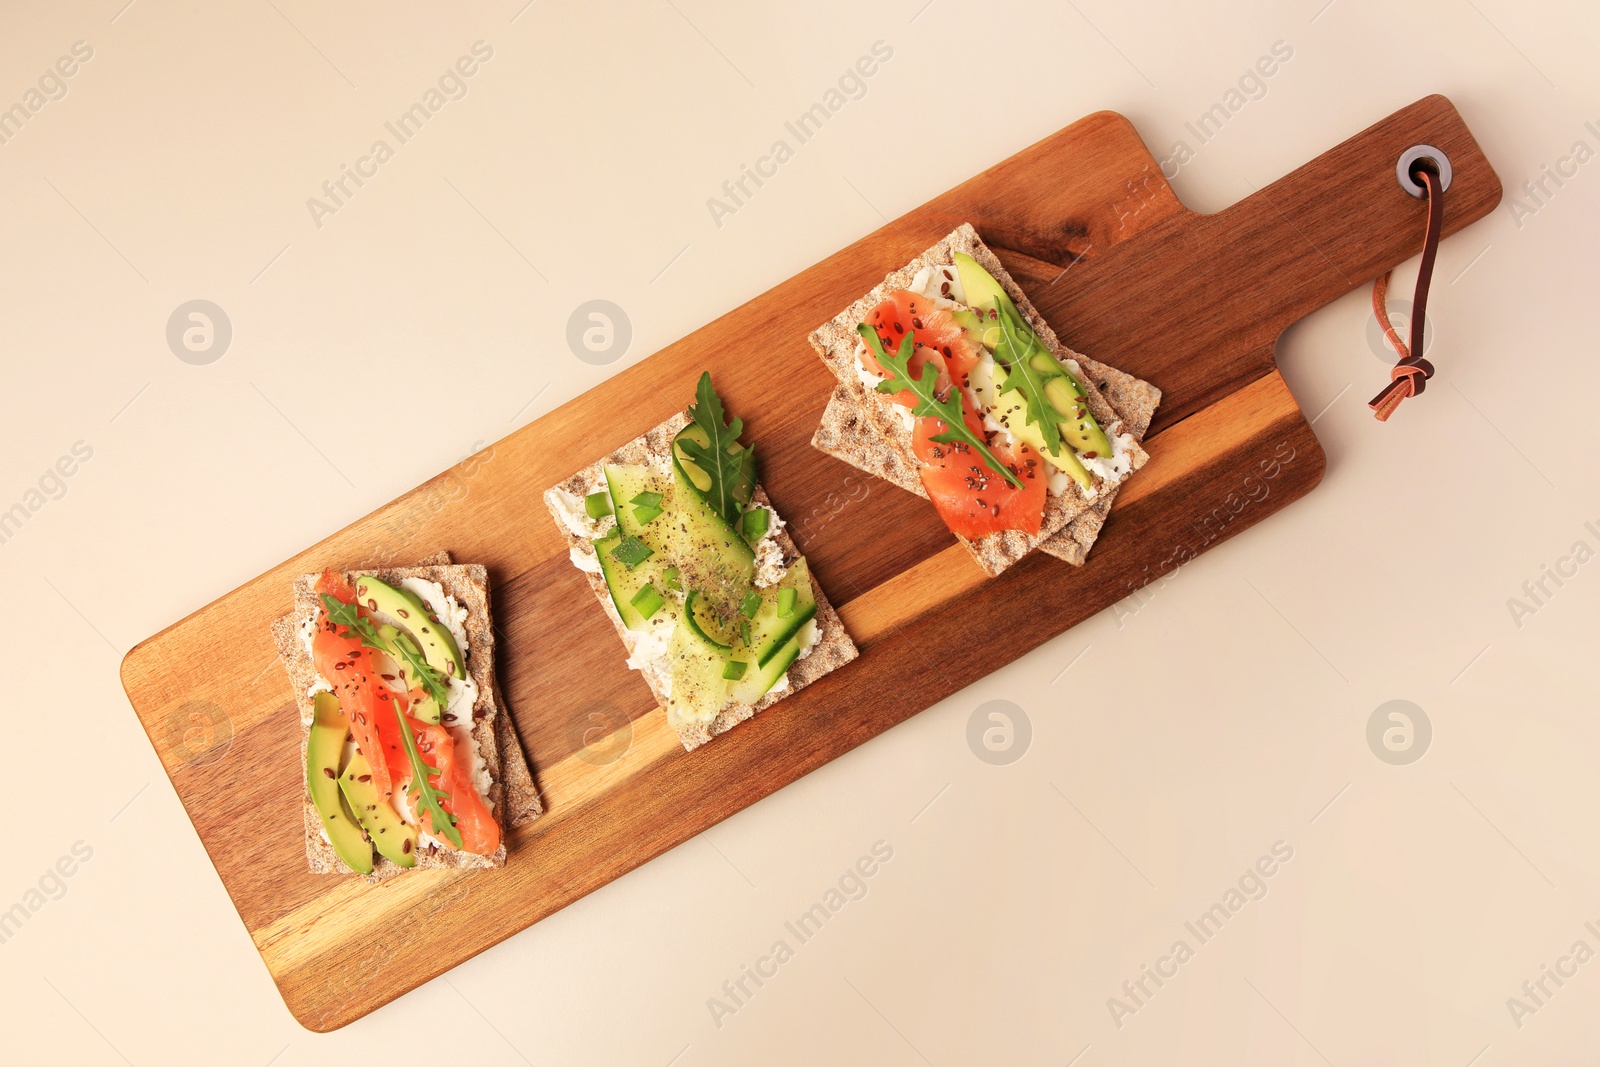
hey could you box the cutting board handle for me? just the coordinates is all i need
[1215,94,1502,340]
[1031,95,1503,428]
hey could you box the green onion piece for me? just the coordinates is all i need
[630,583,664,620]
[738,619,750,646]
[739,590,761,618]
[662,566,682,591]
[585,492,612,519]
[633,504,664,525]
[777,587,798,619]
[630,490,663,509]
[722,659,748,681]
[742,507,770,542]
[610,535,653,569]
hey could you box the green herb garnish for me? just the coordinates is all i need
[585,491,612,520]
[742,507,769,543]
[631,583,665,620]
[777,587,797,619]
[992,303,1069,459]
[676,371,756,529]
[611,535,654,569]
[662,565,682,591]
[738,618,750,646]
[396,713,463,849]
[722,660,748,681]
[857,325,1021,489]
[631,490,663,509]
[633,504,664,525]
[320,594,451,707]
[739,590,761,618]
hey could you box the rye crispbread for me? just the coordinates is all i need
[272,552,542,880]
[543,411,858,751]
[807,223,1154,575]
[816,354,1161,565]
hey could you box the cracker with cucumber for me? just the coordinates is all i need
[544,373,858,751]
[808,223,1159,575]
[272,553,542,879]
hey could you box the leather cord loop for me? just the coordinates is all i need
[1369,165,1445,421]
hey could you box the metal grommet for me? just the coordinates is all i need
[1397,144,1452,198]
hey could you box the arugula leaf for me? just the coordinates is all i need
[676,371,756,529]
[389,630,451,708]
[992,304,1068,458]
[857,324,1022,489]
[396,713,463,849]
[320,593,451,708]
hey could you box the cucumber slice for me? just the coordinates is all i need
[605,464,672,546]
[665,611,732,728]
[667,452,755,619]
[670,424,716,505]
[729,619,815,705]
[748,557,818,667]
[683,590,733,652]
[595,529,672,631]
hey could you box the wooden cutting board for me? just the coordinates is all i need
[120,95,1501,1030]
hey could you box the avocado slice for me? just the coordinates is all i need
[990,365,1093,490]
[950,308,1000,351]
[373,623,442,724]
[354,575,465,683]
[954,252,1010,313]
[956,251,1115,464]
[307,692,374,875]
[338,748,417,868]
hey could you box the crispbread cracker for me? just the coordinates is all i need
[817,354,1161,565]
[807,223,1152,576]
[543,411,859,751]
[273,552,542,880]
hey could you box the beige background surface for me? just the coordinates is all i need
[1,0,1595,1063]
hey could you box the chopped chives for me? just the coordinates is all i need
[777,587,798,619]
[662,566,682,591]
[722,660,748,681]
[585,492,612,520]
[738,619,750,646]
[630,490,663,509]
[630,583,664,620]
[610,535,653,569]
[633,504,664,525]
[739,590,761,618]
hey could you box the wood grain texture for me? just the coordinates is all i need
[119,96,1499,1030]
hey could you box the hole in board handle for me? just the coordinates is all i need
[1397,144,1452,198]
